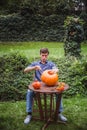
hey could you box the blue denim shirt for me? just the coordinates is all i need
[28,60,58,81]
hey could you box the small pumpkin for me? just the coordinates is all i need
[32,80,41,89]
[41,70,58,86]
[56,82,65,91]
[56,86,64,91]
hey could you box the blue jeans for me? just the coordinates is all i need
[26,89,63,113]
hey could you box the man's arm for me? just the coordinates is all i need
[51,65,59,73]
[24,65,41,73]
[52,68,59,73]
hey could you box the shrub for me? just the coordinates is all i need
[80,12,87,41]
[0,53,87,101]
[0,52,33,101]
[64,16,85,57]
[52,56,87,97]
[0,14,65,42]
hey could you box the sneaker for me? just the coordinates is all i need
[24,115,32,124]
[58,113,67,122]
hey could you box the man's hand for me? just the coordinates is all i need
[34,66,41,70]
[24,65,41,73]
[52,68,59,73]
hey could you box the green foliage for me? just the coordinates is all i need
[52,56,87,97]
[20,0,71,16]
[0,14,65,42]
[0,0,87,42]
[64,16,85,57]
[0,52,87,101]
[0,0,22,14]
[0,0,75,15]
[80,12,87,41]
[64,41,81,57]
[64,16,84,27]
[0,97,87,130]
[8,0,21,13]
[0,52,33,101]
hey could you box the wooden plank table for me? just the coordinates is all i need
[29,82,69,130]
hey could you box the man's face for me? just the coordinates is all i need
[40,53,49,63]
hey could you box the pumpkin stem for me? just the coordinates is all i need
[48,70,54,75]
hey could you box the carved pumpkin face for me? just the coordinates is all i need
[32,80,41,89]
[41,70,58,86]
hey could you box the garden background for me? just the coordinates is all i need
[0,0,87,130]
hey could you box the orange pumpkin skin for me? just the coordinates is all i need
[56,85,64,91]
[32,80,41,89]
[41,70,58,86]
[56,82,65,91]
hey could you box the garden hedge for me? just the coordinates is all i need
[0,52,33,101]
[0,14,68,42]
[0,52,87,101]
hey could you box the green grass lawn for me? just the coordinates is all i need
[0,96,87,130]
[0,41,87,59]
[0,41,87,130]
[0,42,64,59]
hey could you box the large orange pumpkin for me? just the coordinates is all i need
[41,70,58,86]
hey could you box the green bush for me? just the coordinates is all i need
[64,16,85,57]
[0,52,33,101]
[52,56,87,97]
[80,12,87,41]
[0,13,86,42]
[0,53,87,101]
[0,14,66,42]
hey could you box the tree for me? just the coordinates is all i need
[64,16,84,57]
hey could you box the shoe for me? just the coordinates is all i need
[58,113,67,122]
[24,115,32,124]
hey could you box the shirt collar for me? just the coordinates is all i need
[39,60,48,64]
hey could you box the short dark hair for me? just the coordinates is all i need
[40,48,49,54]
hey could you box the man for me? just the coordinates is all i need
[24,48,67,124]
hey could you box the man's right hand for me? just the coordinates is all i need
[24,65,41,73]
[34,66,41,70]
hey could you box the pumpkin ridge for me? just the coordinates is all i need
[41,69,58,86]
